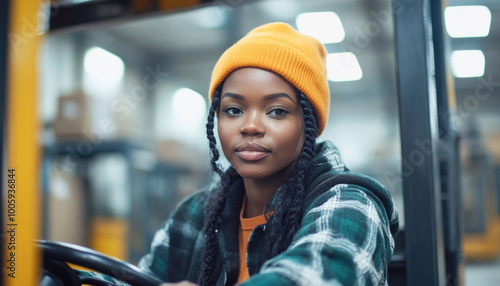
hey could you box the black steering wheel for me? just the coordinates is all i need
[38,240,164,286]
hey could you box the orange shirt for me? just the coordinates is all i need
[237,196,268,283]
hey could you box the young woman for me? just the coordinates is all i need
[141,22,399,286]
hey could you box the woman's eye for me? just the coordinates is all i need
[223,107,243,116]
[268,108,289,117]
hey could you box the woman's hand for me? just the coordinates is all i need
[159,281,198,286]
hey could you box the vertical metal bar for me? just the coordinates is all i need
[5,1,43,285]
[0,1,9,284]
[431,0,463,285]
[393,0,446,285]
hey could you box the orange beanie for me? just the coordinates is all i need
[209,22,330,136]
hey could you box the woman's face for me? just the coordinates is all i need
[218,67,305,182]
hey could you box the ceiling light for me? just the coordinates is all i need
[296,12,345,44]
[195,6,227,29]
[263,0,298,20]
[450,50,485,78]
[170,87,207,143]
[84,46,124,84]
[444,6,491,38]
[173,88,206,125]
[326,52,363,82]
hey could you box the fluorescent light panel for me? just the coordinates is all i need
[196,7,226,28]
[444,6,491,38]
[173,88,206,113]
[450,50,485,78]
[84,46,124,84]
[296,12,345,44]
[326,52,363,82]
[171,88,207,142]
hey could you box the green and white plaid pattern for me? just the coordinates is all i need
[138,141,399,285]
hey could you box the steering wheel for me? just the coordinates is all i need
[38,240,164,286]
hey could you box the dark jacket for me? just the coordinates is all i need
[138,141,399,285]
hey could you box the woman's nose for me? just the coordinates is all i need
[240,111,265,136]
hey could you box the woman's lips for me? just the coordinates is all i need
[235,143,271,161]
[236,151,271,161]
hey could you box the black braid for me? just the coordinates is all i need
[261,92,318,262]
[205,89,224,179]
[198,89,318,285]
[198,87,233,286]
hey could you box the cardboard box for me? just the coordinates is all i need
[53,91,90,139]
[53,90,137,140]
[47,170,87,246]
[156,140,207,171]
[485,133,500,164]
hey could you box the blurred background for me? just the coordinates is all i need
[15,0,500,284]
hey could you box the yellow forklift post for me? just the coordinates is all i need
[3,0,43,285]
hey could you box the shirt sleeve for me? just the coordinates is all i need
[240,184,397,286]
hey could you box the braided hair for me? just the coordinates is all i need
[198,86,319,285]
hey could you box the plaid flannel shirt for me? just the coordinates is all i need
[138,141,399,285]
